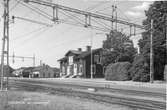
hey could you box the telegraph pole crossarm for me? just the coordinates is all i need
[12,16,53,27]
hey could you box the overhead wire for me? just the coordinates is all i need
[12,16,53,27]
[11,26,48,41]
[18,0,52,21]
[9,0,21,12]
[59,10,84,26]
[51,33,94,49]
[95,6,112,12]
[18,26,52,46]
[59,11,110,32]
[59,8,111,32]
[85,1,109,11]
[60,1,110,25]
[91,18,110,31]
[25,3,52,18]
[117,8,131,22]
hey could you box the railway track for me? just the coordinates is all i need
[9,80,166,110]
[14,79,166,98]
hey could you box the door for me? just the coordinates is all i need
[73,64,77,75]
[67,66,70,75]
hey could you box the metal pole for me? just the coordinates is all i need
[88,15,91,26]
[150,19,154,83]
[134,26,136,36]
[1,0,9,90]
[6,0,9,90]
[53,6,55,22]
[12,52,15,64]
[111,5,114,30]
[85,15,88,27]
[33,54,35,67]
[90,27,93,79]
[130,25,132,37]
[165,15,167,81]
[115,6,117,31]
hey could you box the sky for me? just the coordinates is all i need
[0,0,153,69]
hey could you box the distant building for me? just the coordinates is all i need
[13,65,60,78]
[32,64,55,78]
[58,46,104,78]
[22,67,34,78]
[12,68,24,77]
[0,65,15,77]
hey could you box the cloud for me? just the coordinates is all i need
[124,2,152,18]
[132,2,152,11]
[125,11,142,17]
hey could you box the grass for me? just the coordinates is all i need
[0,90,131,110]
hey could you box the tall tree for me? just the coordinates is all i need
[138,1,167,80]
[102,30,137,66]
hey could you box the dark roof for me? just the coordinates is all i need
[33,65,57,72]
[76,48,102,59]
[57,57,68,61]
[33,66,42,71]
[58,48,102,61]
[58,50,82,61]
[65,50,82,56]
[23,67,35,72]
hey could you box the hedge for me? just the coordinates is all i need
[105,62,131,81]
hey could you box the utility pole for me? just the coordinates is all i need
[90,27,93,79]
[165,14,167,81]
[33,54,35,67]
[130,25,132,37]
[150,19,154,83]
[111,5,115,31]
[0,0,10,91]
[115,5,117,31]
[134,26,136,36]
[111,5,117,31]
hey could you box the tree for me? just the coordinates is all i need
[138,1,167,80]
[129,55,150,82]
[102,30,137,66]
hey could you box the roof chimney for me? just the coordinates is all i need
[86,46,91,51]
[78,48,82,51]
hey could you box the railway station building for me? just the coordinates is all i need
[58,46,104,78]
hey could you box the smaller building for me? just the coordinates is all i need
[32,64,55,78]
[0,65,15,77]
[12,68,24,77]
[13,65,60,78]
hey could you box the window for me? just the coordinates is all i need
[94,55,101,64]
[79,65,83,73]
[62,66,65,73]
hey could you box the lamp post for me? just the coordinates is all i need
[90,32,106,79]
[150,19,154,83]
[90,27,93,79]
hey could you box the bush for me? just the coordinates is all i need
[129,55,150,82]
[105,62,131,81]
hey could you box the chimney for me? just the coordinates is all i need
[78,48,82,52]
[86,46,91,51]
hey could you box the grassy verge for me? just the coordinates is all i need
[0,90,131,110]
